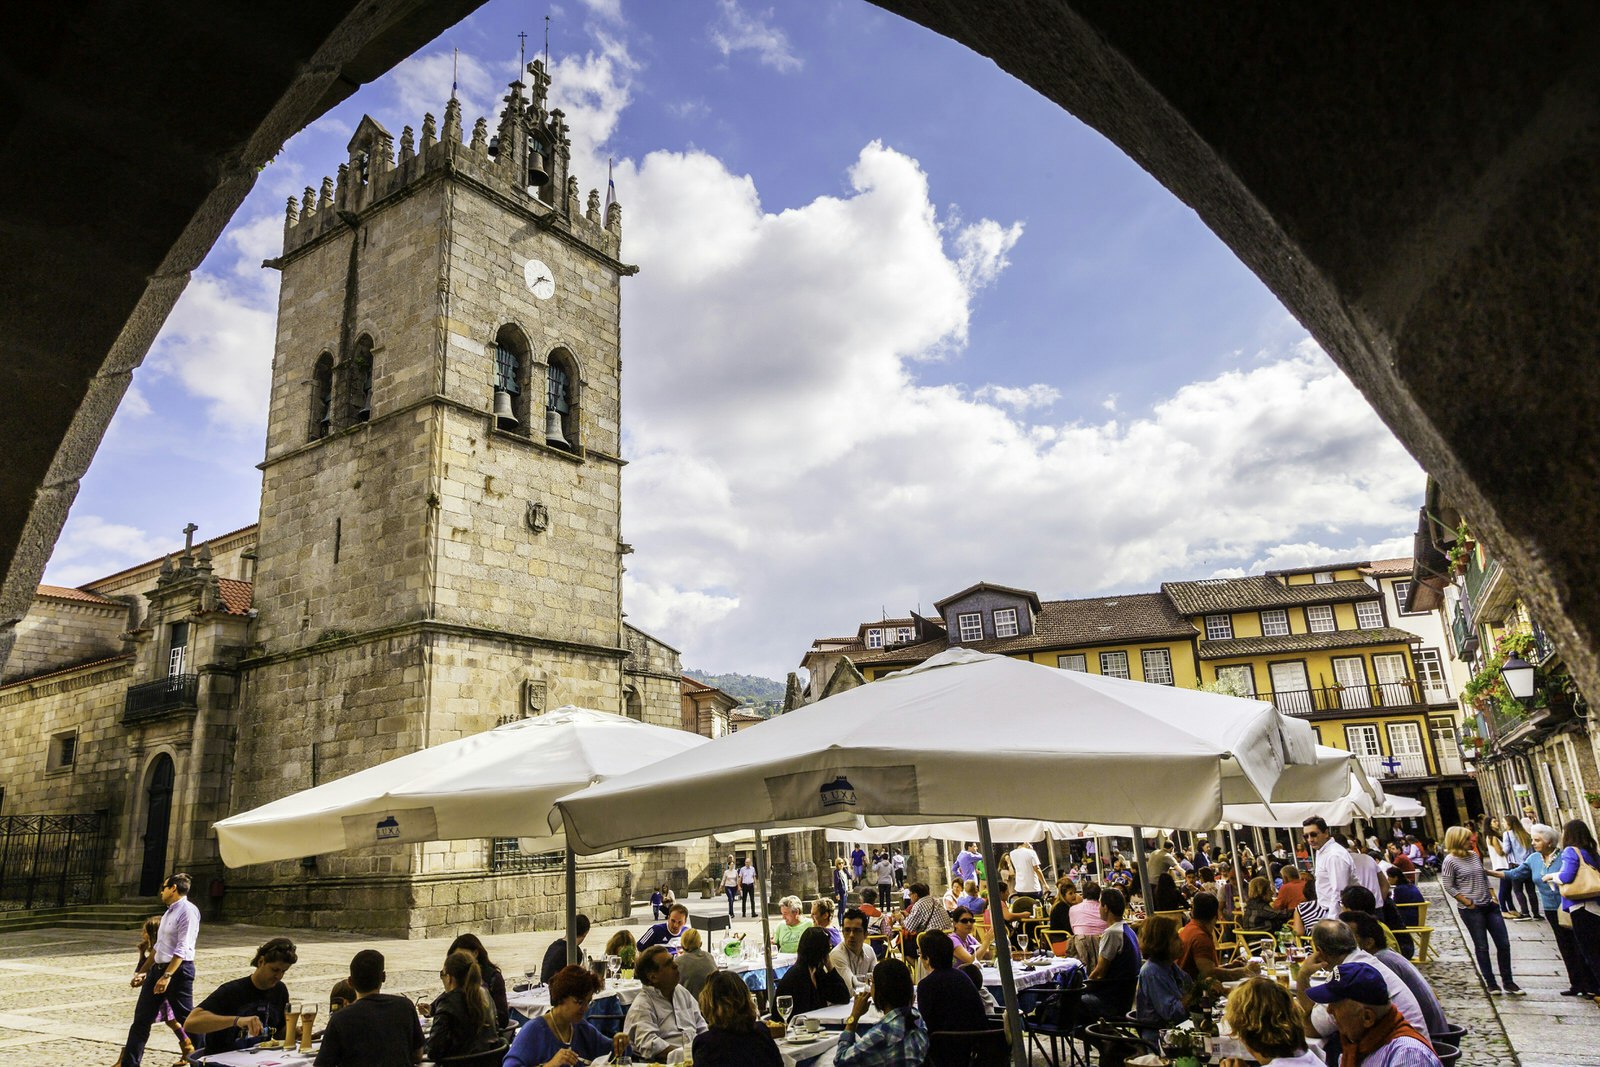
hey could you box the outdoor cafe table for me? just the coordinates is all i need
[197,1048,317,1066]
[726,950,797,991]
[979,956,1080,993]
[507,977,644,1021]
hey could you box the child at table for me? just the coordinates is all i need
[134,915,195,1059]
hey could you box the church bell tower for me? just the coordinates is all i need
[233,60,638,933]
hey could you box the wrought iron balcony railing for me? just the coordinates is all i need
[1264,680,1424,717]
[123,674,199,723]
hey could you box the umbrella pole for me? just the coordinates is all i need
[1131,827,1150,906]
[753,829,777,1006]
[565,845,579,966]
[977,817,1028,1067]
[1227,826,1245,913]
[1044,834,1057,886]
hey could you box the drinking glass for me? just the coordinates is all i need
[607,954,622,980]
[776,994,795,1031]
[300,1004,318,1050]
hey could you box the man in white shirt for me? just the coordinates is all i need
[739,858,757,917]
[1304,817,1354,914]
[1349,844,1388,901]
[624,947,708,1060]
[119,872,202,1067]
[830,909,879,994]
[1146,839,1180,887]
[1009,842,1044,896]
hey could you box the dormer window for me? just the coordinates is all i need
[1356,600,1384,629]
[895,626,913,644]
[994,608,1019,638]
[1204,614,1234,641]
[866,629,883,649]
[1307,604,1336,633]
[1313,571,1335,584]
[957,612,983,642]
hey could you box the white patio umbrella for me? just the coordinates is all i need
[213,705,710,966]
[554,647,1331,1067]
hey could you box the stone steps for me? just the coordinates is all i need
[0,902,156,933]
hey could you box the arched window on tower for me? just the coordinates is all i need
[345,335,373,425]
[492,325,531,433]
[544,349,578,450]
[310,353,334,440]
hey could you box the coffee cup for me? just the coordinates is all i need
[804,1017,822,1034]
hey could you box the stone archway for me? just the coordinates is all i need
[3,4,1599,712]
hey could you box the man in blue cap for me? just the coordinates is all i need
[1306,961,1440,1067]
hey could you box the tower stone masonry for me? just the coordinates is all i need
[230,61,656,935]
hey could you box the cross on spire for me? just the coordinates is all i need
[182,523,199,554]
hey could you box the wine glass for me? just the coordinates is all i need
[775,994,795,1033]
[1017,928,1030,957]
[607,954,622,980]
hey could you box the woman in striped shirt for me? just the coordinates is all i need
[1440,825,1522,994]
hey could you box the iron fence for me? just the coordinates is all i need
[0,812,109,910]
[489,837,564,873]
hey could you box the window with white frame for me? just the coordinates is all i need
[1057,654,1087,672]
[1141,649,1175,685]
[1215,664,1256,697]
[866,629,883,649]
[1306,604,1336,633]
[1100,651,1130,679]
[1344,724,1381,758]
[994,608,1019,638]
[1393,580,1416,613]
[1313,571,1335,584]
[1204,614,1234,641]
[1414,648,1449,700]
[1355,600,1384,629]
[1260,609,1290,637]
[896,626,913,644]
[957,613,983,642]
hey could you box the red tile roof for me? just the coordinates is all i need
[1162,576,1379,615]
[1361,557,1414,576]
[35,584,122,606]
[0,653,134,690]
[216,578,253,615]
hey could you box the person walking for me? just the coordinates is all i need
[739,857,757,918]
[1499,818,1539,920]
[1440,825,1522,994]
[873,850,895,912]
[833,858,851,911]
[721,857,740,919]
[1504,823,1597,997]
[1544,818,1600,1005]
[118,873,201,1067]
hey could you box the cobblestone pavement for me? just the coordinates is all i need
[5,887,1594,1067]
[0,902,775,1067]
[1422,878,1600,1067]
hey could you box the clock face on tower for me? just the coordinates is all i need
[524,258,555,300]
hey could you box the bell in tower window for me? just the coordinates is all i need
[545,359,573,448]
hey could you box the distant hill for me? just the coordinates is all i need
[685,669,785,714]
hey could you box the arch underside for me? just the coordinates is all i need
[3,2,1598,703]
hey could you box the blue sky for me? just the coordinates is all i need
[46,0,1422,679]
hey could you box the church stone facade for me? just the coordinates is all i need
[0,62,695,936]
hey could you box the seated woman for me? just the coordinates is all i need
[1221,977,1321,1067]
[811,898,843,948]
[328,979,356,1013]
[1134,915,1192,1042]
[1289,881,1324,938]
[1243,876,1291,934]
[1153,870,1188,914]
[691,971,782,1067]
[505,965,630,1067]
[183,937,297,1054]
[773,927,851,1017]
[602,929,636,974]
[426,949,501,1061]
[676,927,718,998]
[948,907,989,966]
[444,933,508,1029]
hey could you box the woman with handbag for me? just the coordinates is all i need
[1507,824,1597,997]
[1545,819,1600,1006]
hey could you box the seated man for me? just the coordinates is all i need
[1176,892,1259,982]
[637,903,690,954]
[830,908,879,994]
[1293,920,1426,1042]
[1340,910,1448,1040]
[772,895,814,953]
[541,914,592,983]
[624,946,707,1061]
[184,938,297,1054]
[914,931,988,1033]
[1307,961,1441,1067]
[837,958,928,1066]
[955,879,988,915]
[315,950,424,1067]
[1080,887,1142,1021]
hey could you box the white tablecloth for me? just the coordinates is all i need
[199,1047,316,1066]
[507,978,643,1018]
[793,1003,883,1029]
[585,1035,837,1067]
[979,956,1080,992]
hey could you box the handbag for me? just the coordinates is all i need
[1558,848,1600,901]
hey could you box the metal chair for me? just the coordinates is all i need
[924,1026,1011,1067]
[1432,1041,1461,1067]
[433,1042,510,1067]
[1080,1020,1158,1067]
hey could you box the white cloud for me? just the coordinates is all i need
[1101,394,1119,412]
[43,516,167,588]
[387,49,500,133]
[974,384,1060,411]
[549,33,637,192]
[611,144,1423,678]
[144,272,277,437]
[578,0,624,22]
[709,0,802,73]
[1237,537,1414,575]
